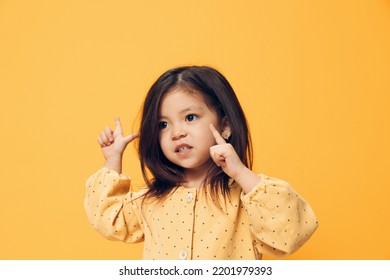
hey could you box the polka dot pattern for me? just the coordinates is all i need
[84,168,318,259]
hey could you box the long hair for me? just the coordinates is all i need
[138,66,253,202]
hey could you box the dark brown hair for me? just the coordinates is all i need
[138,66,253,202]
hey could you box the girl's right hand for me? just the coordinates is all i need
[97,117,139,171]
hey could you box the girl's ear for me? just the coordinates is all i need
[221,117,231,140]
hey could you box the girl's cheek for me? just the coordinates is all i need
[159,136,169,151]
[158,131,166,143]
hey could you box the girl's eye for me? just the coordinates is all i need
[159,121,168,129]
[186,114,198,122]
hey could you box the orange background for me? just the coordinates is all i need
[1,0,389,259]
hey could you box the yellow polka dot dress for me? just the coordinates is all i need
[84,168,318,260]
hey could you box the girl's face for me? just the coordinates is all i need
[158,88,225,179]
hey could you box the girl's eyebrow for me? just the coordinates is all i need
[159,105,204,119]
[179,105,204,114]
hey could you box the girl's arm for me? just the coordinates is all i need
[84,168,145,243]
[241,175,318,256]
[85,118,142,242]
[209,125,318,256]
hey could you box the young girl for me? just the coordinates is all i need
[84,66,318,260]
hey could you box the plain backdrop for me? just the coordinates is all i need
[1,0,389,259]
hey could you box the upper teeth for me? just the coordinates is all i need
[178,147,190,152]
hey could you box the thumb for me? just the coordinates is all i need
[123,133,139,145]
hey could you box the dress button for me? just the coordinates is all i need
[186,193,193,203]
[179,250,188,260]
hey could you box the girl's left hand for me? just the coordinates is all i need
[209,124,245,180]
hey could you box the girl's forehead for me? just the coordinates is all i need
[159,88,218,116]
[161,88,207,106]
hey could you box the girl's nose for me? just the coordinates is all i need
[171,127,187,140]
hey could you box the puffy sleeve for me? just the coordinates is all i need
[84,168,145,243]
[241,174,318,257]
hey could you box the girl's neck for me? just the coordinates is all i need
[183,178,206,189]
[182,168,208,189]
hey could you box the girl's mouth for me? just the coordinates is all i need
[178,146,191,152]
[175,144,193,154]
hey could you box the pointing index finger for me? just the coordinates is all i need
[114,116,123,134]
[209,123,226,145]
